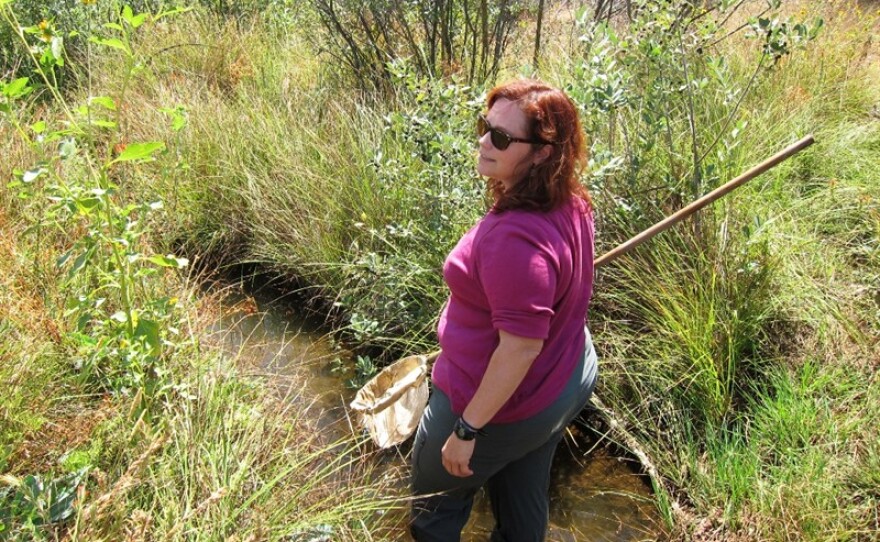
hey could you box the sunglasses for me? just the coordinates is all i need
[477,114,545,151]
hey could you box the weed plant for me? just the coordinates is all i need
[1,2,404,539]
[570,0,880,537]
[130,14,490,357]
[66,3,878,538]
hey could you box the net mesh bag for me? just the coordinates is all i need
[350,354,431,448]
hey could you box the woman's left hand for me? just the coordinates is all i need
[441,434,475,477]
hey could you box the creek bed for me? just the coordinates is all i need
[209,282,661,541]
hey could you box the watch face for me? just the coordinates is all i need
[454,419,476,440]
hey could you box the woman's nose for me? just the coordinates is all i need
[479,132,492,149]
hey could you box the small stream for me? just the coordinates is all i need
[208,282,661,541]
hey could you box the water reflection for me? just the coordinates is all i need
[206,287,353,437]
[462,444,659,541]
[209,284,661,541]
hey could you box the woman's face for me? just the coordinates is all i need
[477,98,539,190]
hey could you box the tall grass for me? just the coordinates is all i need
[99,3,879,538]
[118,14,489,357]
[0,206,403,541]
[1,190,401,540]
[1,4,403,539]
[598,224,778,426]
[0,214,64,476]
[581,1,880,537]
[64,353,402,540]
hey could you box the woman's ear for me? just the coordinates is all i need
[533,144,552,166]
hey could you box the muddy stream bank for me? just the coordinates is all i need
[207,279,662,541]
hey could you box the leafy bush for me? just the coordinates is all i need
[563,0,823,427]
[331,63,486,354]
[0,468,89,540]
[567,0,823,247]
[2,2,191,394]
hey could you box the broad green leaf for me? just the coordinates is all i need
[59,139,77,159]
[0,0,13,7]
[130,14,148,28]
[51,36,64,64]
[3,77,30,98]
[160,106,188,132]
[147,254,189,268]
[31,120,46,133]
[75,197,101,214]
[70,332,97,346]
[57,249,73,268]
[69,248,93,277]
[23,475,42,495]
[22,167,46,183]
[122,6,148,29]
[41,132,65,144]
[90,119,117,129]
[810,18,824,39]
[103,22,124,31]
[89,96,116,110]
[89,36,130,55]
[120,203,138,217]
[154,6,193,21]
[134,318,161,356]
[47,469,88,523]
[110,141,165,165]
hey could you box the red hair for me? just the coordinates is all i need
[485,79,590,212]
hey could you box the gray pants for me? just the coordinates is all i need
[410,332,598,542]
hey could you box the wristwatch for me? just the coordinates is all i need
[453,417,484,441]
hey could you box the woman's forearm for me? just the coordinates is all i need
[461,329,544,428]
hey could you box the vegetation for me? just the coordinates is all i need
[1,0,878,540]
[0,2,400,540]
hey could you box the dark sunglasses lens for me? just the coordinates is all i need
[477,114,512,150]
[490,129,511,150]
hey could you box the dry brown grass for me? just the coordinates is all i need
[5,398,116,477]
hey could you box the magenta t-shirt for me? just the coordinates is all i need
[432,196,595,423]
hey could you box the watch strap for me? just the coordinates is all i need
[453,417,486,440]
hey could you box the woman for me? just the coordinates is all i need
[410,79,598,542]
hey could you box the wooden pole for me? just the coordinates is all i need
[357,136,817,479]
[594,134,815,268]
[370,134,816,394]
[583,134,814,527]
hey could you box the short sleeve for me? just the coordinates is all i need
[476,222,557,339]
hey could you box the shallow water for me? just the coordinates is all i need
[209,284,661,541]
